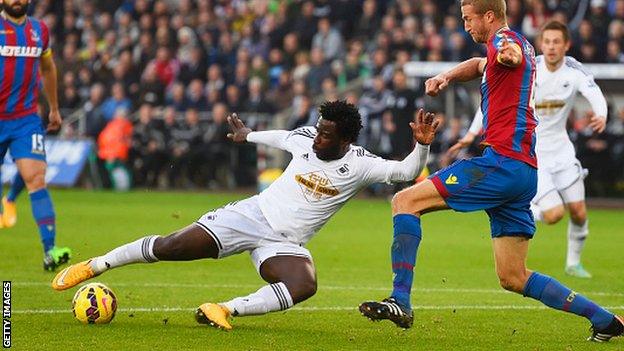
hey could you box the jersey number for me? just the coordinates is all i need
[31,134,44,153]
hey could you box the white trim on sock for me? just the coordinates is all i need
[91,235,160,274]
[222,282,294,316]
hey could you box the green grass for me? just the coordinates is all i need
[1,189,623,350]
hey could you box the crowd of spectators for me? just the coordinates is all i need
[31,0,624,195]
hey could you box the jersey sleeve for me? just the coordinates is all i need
[246,127,316,153]
[572,59,608,118]
[40,20,52,57]
[361,144,429,184]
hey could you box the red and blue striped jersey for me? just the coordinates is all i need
[0,16,50,120]
[480,28,537,168]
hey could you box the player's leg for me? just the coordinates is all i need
[535,198,565,224]
[360,176,449,328]
[493,236,623,341]
[196,244,315,330]
[560,176,591,278]
[10,115,70,270]
[530,169,565,224]
[16,157,72,270]
[389,180,446,306]
[2,172,26,228]
[52,223,219,290]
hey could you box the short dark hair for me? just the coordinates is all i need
[541,20,570,42]
[318,100,362,143]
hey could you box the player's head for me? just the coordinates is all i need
[313,100,362,161]
[2,0,30,18]
[539,20,570,66]
[460,0,507,43]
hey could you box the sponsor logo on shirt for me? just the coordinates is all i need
[0,45,42,57]
[295,171,339,201]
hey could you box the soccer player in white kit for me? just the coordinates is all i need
[448,20,608,278]
[51,100,441,330]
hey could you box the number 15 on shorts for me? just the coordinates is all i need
[31,134,45,155]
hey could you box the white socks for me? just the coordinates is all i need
[91,236,159,274]
[222,282,294,316]
[566,219,588,267]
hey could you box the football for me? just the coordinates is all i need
[72,283,118,324]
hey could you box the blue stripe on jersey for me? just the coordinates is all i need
[6,22,27,113]
[512,39,533,153]
[480,80,489,132]
[24,20,41,110]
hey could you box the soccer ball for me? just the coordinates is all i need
[72,283,118,324]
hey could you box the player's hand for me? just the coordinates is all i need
[410,109,441,145]
[425,75,450,96]
[47,109,62,132]
[227,113,252,143]
[588,114,607,133]
[497,34,522,67]
[446,132,476,159]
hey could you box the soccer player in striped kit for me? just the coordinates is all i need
[360,0,623,342]
[0,0,71,270]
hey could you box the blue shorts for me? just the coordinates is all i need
[430,147,537,238]
[0,114,46,163]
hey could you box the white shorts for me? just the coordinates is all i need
[196,196,312,272]
[534,159,586,210]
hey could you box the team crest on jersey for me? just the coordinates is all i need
[295,171,339,202]
[30,29,40,42]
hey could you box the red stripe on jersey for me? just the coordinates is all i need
[0,20,17,112]
[481,30,537,168]
[16,20,35,112]
[41,20,50,52]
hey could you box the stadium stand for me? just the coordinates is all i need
[32,0,624,196]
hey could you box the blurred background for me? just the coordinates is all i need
[13,0,624,199]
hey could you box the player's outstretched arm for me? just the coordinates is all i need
[425,58,486,97]
[227,113,292,151]
[40,53,62,132]
[364,109,441,184]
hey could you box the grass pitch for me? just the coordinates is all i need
[1,189,623,350]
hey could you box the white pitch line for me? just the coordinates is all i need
[11,305,624,314]
[11,281,624,297]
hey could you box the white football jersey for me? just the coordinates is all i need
[247,127,428,245]
[534,55,607,169]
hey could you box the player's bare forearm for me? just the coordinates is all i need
[443,57,485,82]
[425,58,485,96]
[40,55,60,112]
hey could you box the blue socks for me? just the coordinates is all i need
[390,214,422,310]
[8,174,25,202]
[524,271,614,329]
[29,189,56,253]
